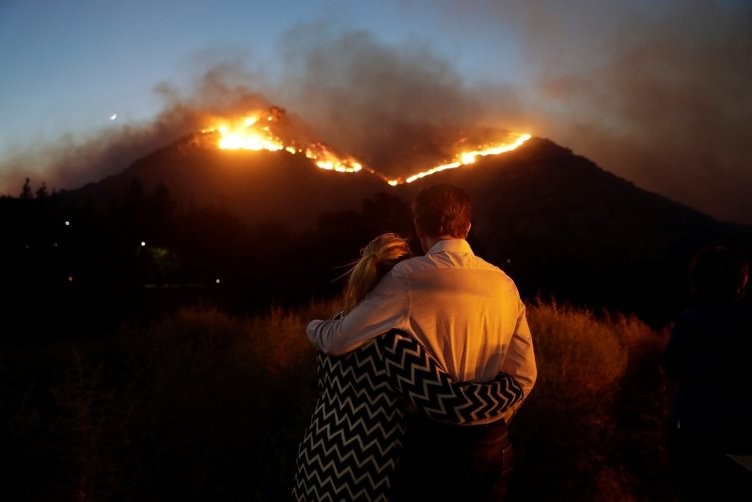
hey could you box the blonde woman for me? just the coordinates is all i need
[292,233,524,501]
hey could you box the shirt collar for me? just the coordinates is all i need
[426,239,474,255]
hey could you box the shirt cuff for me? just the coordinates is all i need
[306,319,324,349]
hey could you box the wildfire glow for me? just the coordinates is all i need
[386,133,532,186]
[204,110,362,173]
[204,107,531,183]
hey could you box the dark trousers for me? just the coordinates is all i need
[391,416,513,501]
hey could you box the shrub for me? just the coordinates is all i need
[509,301,671,501]
[1,299,675,501]
[2,305,320,501]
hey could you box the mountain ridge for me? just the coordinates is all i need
[26,132,752,328]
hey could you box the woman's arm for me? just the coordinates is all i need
[378,329,524,424]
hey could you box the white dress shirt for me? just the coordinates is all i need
[307,239,537,421]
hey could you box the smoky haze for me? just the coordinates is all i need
[485,0,752,225]
[1,0,749,224]
[274,25,528,177]
[0,72,274,194]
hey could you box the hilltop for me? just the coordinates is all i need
[3,133,751,336]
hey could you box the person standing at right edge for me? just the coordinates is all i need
[665,245,752,501]
[307,183,537,501]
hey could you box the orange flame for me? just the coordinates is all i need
[386,133,532,186]
[216,115,285,151]
[204,108,531,183]
[204,110,362,173]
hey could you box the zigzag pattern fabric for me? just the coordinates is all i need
[292,329,524,501]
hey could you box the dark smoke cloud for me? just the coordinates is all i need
[478,0,752,224]
[0,29,522,195]
[271,2,752,224]
[273,23,527,175]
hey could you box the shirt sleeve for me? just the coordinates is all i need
[379,330,524,424]
[307,269,410,355]
[499,299,537,406]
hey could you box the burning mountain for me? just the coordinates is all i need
[200,106,365,174]
[197,105,531,185]
[69,105,535,232]
[57,108,751,324]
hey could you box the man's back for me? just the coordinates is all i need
[392,239,531,384]
[307,182,537,501]
[308,238,536,422]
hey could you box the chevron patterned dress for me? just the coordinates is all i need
[291,329,524,501]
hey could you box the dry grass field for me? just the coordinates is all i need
[1,300,679,501]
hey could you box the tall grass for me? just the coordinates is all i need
[2,304,323,501]
[1,299,677,501]
[511,301,675,501]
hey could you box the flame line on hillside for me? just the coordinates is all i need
[203,113,364,173]
[203,110,531,184]
[387,133,531,186]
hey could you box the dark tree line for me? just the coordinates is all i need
[5,173,746,340]
[1,179,413,340]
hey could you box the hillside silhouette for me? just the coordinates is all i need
[398,138,752,321]
[3,133,751,338]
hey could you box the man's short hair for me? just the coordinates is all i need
[412,183,472,238]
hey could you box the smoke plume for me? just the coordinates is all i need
[271,1,752,223]
[480,0,752,224]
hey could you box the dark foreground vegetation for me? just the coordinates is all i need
[2,301,680,501]
[7,168,750,339]
[2,174,742,500]
[0,179,416,339]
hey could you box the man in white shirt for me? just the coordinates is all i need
[307,183,537,500]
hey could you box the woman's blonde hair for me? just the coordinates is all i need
[342,233,411,314]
